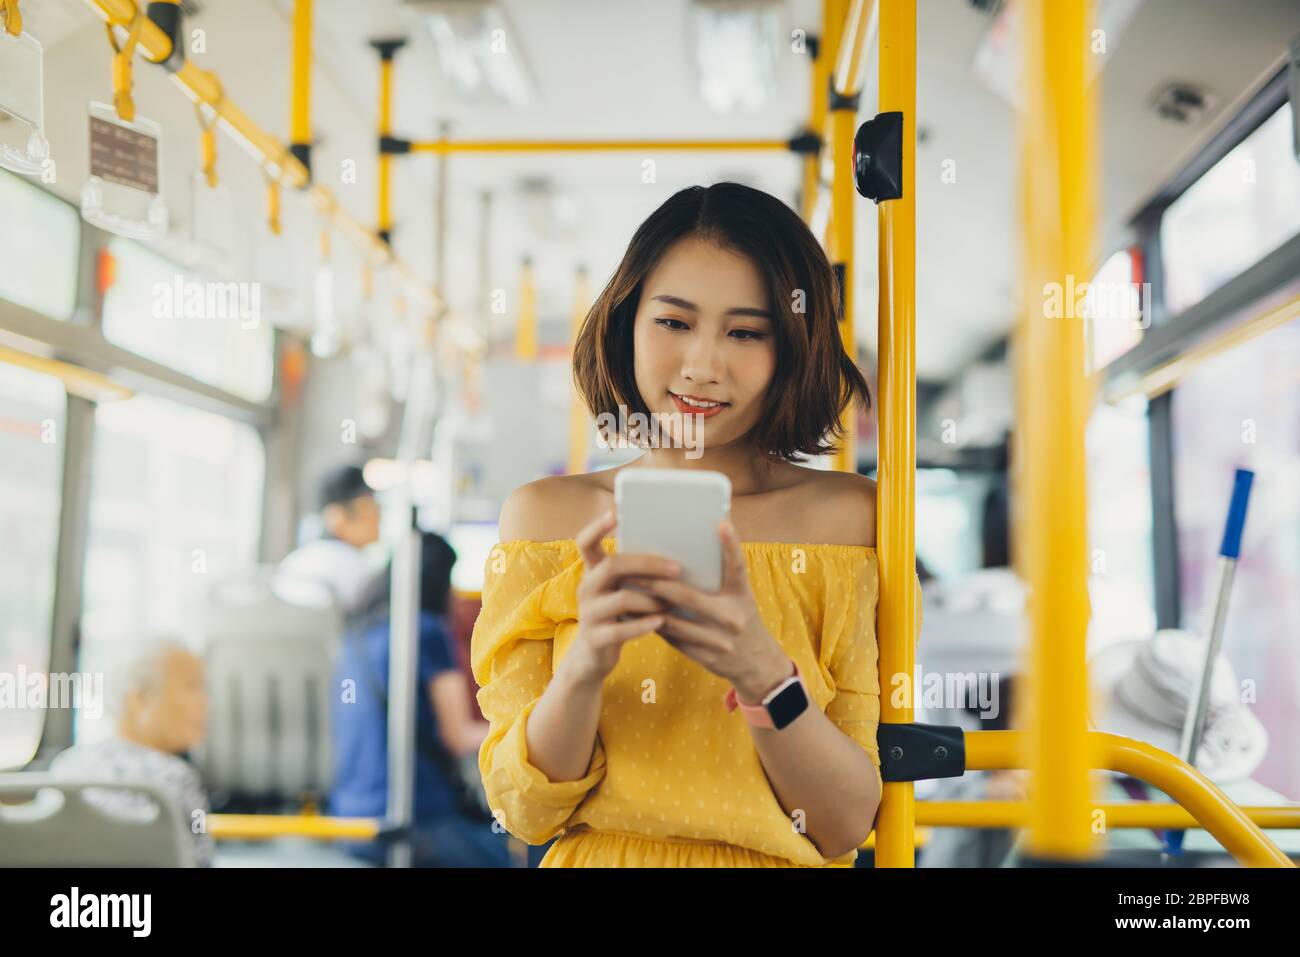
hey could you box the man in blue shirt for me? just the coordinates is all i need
[331,532,511,867]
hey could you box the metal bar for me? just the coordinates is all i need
[1180,470,1254,764]
[406,139,792,153]
[1147,391,1183,629]
[31,395,97,765]
[915,801,1300,831]
[873,0,917,868]
[963,731,1294,867]
[1018,0,1097,860]
[1106,287,1300,404]
[79,0,438,311]
[385,524,419,868]
[833,0,877,98]
[0,301,272,428]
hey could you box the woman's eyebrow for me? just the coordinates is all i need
[651,294,773,320]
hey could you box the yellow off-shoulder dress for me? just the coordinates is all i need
[470,537,892,868]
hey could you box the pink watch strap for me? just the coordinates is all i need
[723,660,799,729]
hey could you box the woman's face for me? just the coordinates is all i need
[631,235,777,453]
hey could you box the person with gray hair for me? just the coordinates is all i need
[50,639,214,867]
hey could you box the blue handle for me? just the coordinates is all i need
[1218,469,1254,559]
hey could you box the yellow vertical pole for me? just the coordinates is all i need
[801,22,829,223]
[1019,0,1098,860]
[371,40,404,243]
[874,0,916,868]
[515,257,538,361]
[827,0,855,474]
[821,0,846,256]
[290,0,312,154]
[567,267,591,475]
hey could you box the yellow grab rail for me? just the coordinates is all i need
[917,801,1300,832]
[965,731,1294,867]
[873,0,918,868]
[79,0,438,312]
[209,814,380,841]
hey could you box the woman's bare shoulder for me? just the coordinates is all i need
[791,467,877,548]
[497,472,614,543]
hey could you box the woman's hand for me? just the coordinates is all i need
[567,508,680,686]
[630,518,791,703]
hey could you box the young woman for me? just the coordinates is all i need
[471,182,890,867]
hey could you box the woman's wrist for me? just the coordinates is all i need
[557,644,609,694]
[732,643,796,705]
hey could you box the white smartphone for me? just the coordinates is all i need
[615,469,732,609]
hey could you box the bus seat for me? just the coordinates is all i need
[0,773,193,867]
[194,568,342,805]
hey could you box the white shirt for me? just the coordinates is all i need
[277,537,373,613]
[51,736,213,867]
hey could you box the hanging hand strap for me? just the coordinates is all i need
[194,76,224,188]
[1,0,23,38]
[106,9,147,122]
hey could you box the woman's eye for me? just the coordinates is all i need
[654,317,689,331]
[730,329,767,341]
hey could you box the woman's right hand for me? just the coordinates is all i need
[567,508,680,685]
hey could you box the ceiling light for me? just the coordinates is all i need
[690,0,782,113]
[405,0,535,108]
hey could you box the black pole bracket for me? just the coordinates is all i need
[877,722,966,782]
[370,37,408,61]
[829,83,861,113]
[289,143,312,182]
[854,111,904,203]
[380,136,412,155]
[787,130,823,155]
[145,2,186,73]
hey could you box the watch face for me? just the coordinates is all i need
[767,680,809,730]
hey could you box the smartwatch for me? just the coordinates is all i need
[723,660,809,731]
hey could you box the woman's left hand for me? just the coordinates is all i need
[629,519,793,703]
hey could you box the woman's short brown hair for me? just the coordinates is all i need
[572,182,871,462]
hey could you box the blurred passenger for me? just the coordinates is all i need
[51,639,213,867]
[331,532,511,867]
[278,465,382,614]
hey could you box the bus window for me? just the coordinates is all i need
[1161,103,1300,317]
[0,362,65,768]
[77,394,264,743]
[1172,318,1300,800]
[1084,249,1143,373]
[101,238,275,403]
[0,170,79,322]
[1086,399,1156,645]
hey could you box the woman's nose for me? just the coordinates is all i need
[681,335,722,384]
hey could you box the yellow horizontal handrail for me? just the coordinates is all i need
[208,814,380,841]
[964,731,1294,867]
[81,0,439,312]
[1104,290,1300,404]
[0,344,133,401]
[917,801,1300,831]
[407,139,793,154]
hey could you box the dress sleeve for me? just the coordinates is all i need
[470,541,607,845]
[821,557,886,795]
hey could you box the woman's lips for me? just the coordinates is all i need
[669,391,729,418]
